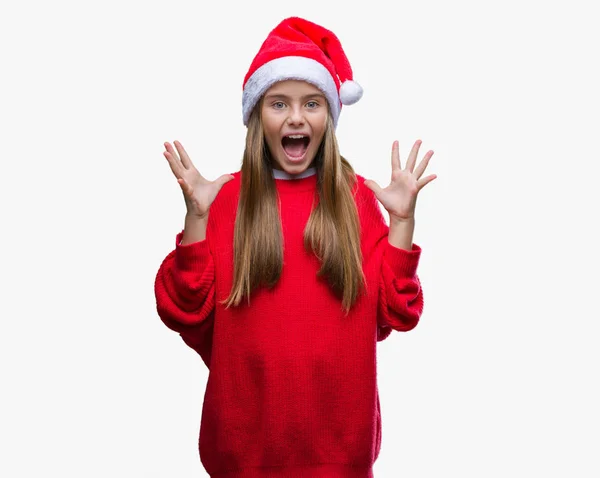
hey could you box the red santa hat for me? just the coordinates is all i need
[242,17,363,128]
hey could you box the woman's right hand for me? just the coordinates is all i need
[163,140,234,219]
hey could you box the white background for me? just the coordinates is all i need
[1,0,598,476]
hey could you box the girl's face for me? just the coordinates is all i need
[261,80,328,175]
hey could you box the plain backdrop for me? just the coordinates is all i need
[1,0,598,476]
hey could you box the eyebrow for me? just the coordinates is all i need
[263,93,326,101]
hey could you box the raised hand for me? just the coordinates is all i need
[364,139,436,222]
[163,140,234,219]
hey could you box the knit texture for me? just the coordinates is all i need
[154,172,424,477]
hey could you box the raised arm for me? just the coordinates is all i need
[154,140,234,364]
[361,139,436,341]
[357,177,424,341]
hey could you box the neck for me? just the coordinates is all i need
[272,167,317,180]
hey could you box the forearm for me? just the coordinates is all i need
[155,231,216,327]
[388,216,415,251]
[181,214,208,245]
[378,220,423,336]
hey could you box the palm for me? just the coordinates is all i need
[163,140,234,218]
[180,169,218,216]
[365,139,436,221]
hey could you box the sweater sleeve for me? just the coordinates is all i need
[154,230,216,365]
[376,241,424,341]
[355,176,424,342]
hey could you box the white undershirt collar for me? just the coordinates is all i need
[272,167,317,180]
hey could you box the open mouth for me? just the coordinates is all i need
[281,134,310,160]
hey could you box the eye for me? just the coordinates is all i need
[272,101,286,109]
[306,101,319,108]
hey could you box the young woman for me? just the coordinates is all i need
[155,16,436,478]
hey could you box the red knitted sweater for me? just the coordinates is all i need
[154,171,424,478]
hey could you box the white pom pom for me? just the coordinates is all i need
[339,80,363,105]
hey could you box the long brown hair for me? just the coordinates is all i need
[222,101,365,313]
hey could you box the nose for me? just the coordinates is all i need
[286,104,305,125]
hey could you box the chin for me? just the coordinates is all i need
[274,149,316,175]
[281,163,311,175]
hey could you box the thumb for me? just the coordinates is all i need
[364,179,383,197]
[215,174,235,190]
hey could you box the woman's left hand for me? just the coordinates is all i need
[364,139,436,222]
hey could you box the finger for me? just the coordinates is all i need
[163,150,184,179]
[174,140,193,169]
[414,150,434,179]
[164,141,181,162]
[364,179,383,197]
[164,141,184,170]
[215,174,235,190]
[407,139,422,173]
[391,140,401,171]
[417,174,437,191]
